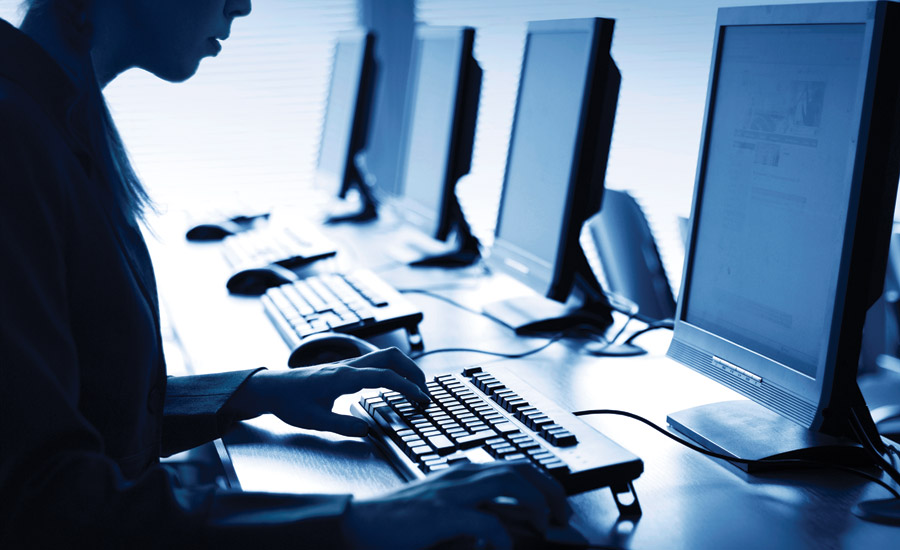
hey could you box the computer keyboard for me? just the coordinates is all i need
[222,225,337,270]
[262,269,424,352]
[351,366,643,517]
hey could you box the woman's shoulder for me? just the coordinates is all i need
[0,78,82,221]
[0,76,70,151]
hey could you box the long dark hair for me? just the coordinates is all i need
[24,0,153,224]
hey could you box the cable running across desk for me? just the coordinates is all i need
[399,287,515,330]
[573,408,900,500]
[410,334,566,360]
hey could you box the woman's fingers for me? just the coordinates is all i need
[346,348,429,394]
[332,366,430,404]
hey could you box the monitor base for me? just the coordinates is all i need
[408,249,480,268]
[667,400,872,473]
[853,498,900,525]
[482,295,614,336]
[409,205,482,268]
[324,202,378,225]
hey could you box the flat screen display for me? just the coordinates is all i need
[317,38,365,194]
[683,24,867,378]
[399,34,463,233]
[494,30,593,288]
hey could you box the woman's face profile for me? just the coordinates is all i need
[119,0,251,82]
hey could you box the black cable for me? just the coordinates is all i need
[410,335,565,361]
[399,287,517,331]
[400,287,637,332]
[573,408,900,500]
[402,288,645,360]
[622,319,675,345]
[584,314,638,356]
[397,283,481,293]
[849,408,900,486]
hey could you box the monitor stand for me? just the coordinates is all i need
[409,201,481,268]
[325,154,379,225]
[667,399,872,472]
[483,295,614,336]
[483,249,615,335]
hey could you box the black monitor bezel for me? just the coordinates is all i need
[488,17,616,301]
[669,1,900,433]
[315,30,377,200]
[394,26,479,242]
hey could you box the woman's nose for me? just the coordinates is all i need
[226,0,252,18]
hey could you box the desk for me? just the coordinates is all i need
[149,206,899,549]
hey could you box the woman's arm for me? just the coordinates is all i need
[161,368,264,457]
[0,102,355,548]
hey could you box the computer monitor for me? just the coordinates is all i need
[394,26,482,267]
[483,18,621,334]
[316,30,379,223]
[667,1,900,473]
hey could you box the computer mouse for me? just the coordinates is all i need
[226,267,294,296]
[185,213,270,242]
[185,223,235,242]
[288,332,379,368]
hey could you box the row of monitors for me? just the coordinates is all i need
[313,2,900,476]
[316,18,619,320]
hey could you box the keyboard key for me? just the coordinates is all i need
[426,435,456,455]
[408,444,434,460]
[371,404,407,433]
[490,444,517,457]
[506,398,529,412]
[548,429,578,447]
[281,285,315,316]
[457,430,496,449]
[527,449,555,461]
[514,436,541,448]
[539,459,570,476]
[445,452,471,465]
[362,397,386,415]
[491,421,517,434]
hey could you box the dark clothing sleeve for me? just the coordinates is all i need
[161,369,265,457]
[0,24,354,548]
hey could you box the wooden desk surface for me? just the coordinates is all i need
[149,207,900,549]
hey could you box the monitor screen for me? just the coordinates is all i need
[682,24,867,380]
[317,35,367,196]
[492,27,596,295]
[397,31,465,236]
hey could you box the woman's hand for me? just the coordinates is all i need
[228,347,430,436]
[343,461,572,550]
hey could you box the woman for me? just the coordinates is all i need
[0,0,569,548]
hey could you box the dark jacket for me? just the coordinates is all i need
[0,18,351,548]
